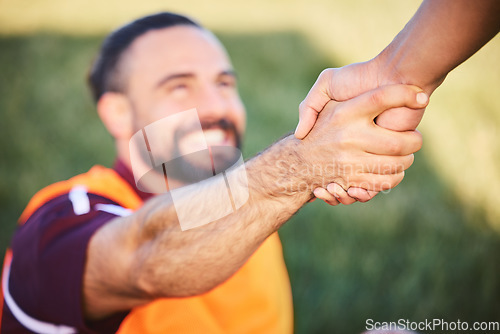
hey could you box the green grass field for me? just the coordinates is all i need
[1,1,499,333]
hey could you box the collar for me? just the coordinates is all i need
[112,159,154,202]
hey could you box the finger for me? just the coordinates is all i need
[347,188,379,202]
[295,69,335,139]
[326,183,357,205]
[350,154,415,175]
[339,84,429,120]
[347,171,405,192]
[375,105,426,132]
[360,129,423,156]
[313,187,340,206]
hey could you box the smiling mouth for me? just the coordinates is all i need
[178,127,236,157]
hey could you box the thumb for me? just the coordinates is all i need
[295,69,335,139]
[295,103,320,139]
[345,84,429,120]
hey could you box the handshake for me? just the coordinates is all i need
[290,66,429,206]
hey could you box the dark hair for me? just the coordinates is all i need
[88,12,201,103]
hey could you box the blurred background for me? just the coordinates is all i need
[1,0,499,333]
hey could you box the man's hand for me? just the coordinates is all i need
[295,63,429,205]
[295,84,428,194]
[295,61,429,138]
[296,0,500,205]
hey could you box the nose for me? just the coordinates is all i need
[196,84,230,121]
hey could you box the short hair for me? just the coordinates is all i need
[88,12,201,103]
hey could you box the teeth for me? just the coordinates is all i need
[203,129,226,145]
[179,131,207,154]
[178,129,230,156]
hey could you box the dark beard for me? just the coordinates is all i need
[166,119,242,184]
[162,145,242,184]
[135,118,243,192]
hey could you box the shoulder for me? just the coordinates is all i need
[3,166,138,333]
[19,165,141,224]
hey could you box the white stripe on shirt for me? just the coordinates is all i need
[68,186,90,215]
[95,203,132,217]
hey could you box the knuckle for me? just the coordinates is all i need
[391,155,412,174]
[386,160,398,174]
[330,104,351,126]
[386,138,403,155]
[379,178,393,192]
[327,200,339,206]
[405,154,415,169]
[413,131,423,151]
[318,69,336,96]
[319,68,333,80]
[298,100,306,113]
[390,172,405,188]
[369,89,386,109]
[378,172,403,191]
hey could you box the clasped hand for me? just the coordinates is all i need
[296,81,428,206]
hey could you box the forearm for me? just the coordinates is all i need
[86,86,425,318]
[84,135,311,319]
[296,0,500,139]
[132,135,311,296]
[377,0,500,93]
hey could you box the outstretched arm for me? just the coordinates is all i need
[378,0,500,98]
[83,85,427,320]
[295,0,500,201]
[297,0,500,136]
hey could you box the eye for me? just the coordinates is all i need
[166,82,191,95]
[172,83,188,91]
[217,77,236,88]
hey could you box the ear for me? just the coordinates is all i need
[96,92,134,139]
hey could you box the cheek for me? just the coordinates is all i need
[137,101,184,127]
[230,99,247,136]
[238,109,247,136]
[131,103,184,152]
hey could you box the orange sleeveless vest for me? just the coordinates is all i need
[2,165,293,333]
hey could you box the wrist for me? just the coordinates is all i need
[374,45,444,96]
[280,135,339,193]
[246,135,318,201]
